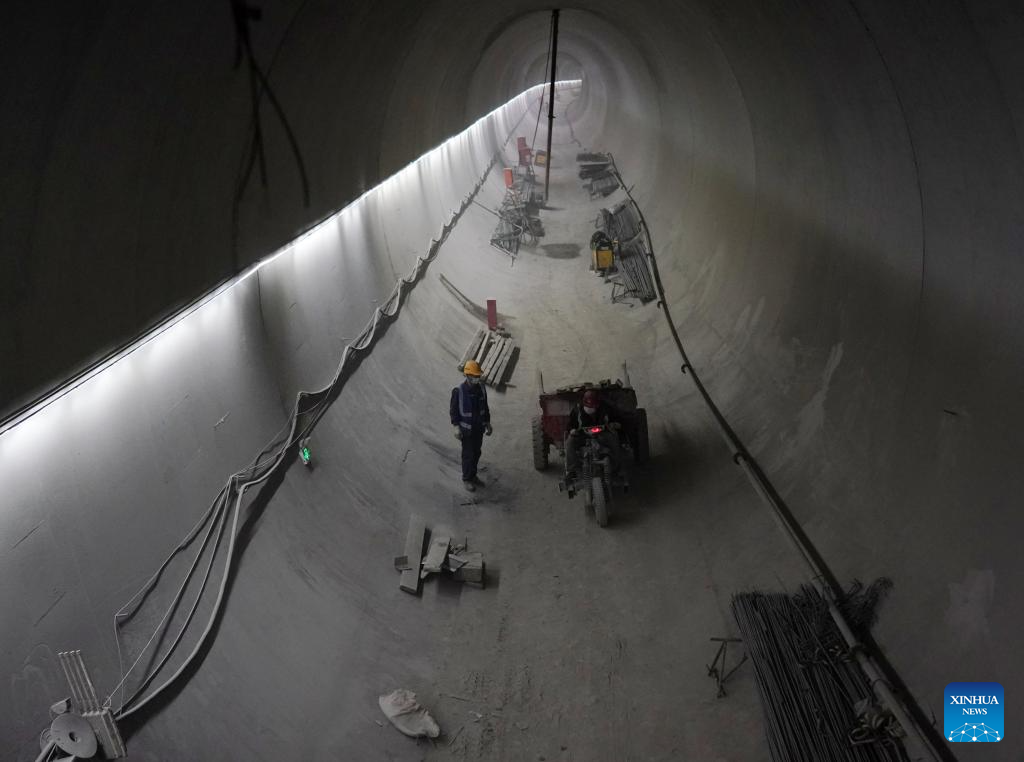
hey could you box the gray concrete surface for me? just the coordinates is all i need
[3,2,1024,759]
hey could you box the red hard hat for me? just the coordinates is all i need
[582,389,600,407]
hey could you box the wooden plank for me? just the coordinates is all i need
[484,339,511,384]
[399,515,427,595]
[486,340,510,383]
[492,342,517,386]
[482,335,503,374]
[474,334,493,366]
[488,339,514,384]
[459,328,485,368]
[482,337,506,378]
[421,535,450,575]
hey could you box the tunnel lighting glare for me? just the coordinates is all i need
[245,78,581,281]
[0,79,581,444]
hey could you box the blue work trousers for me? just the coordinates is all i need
[461,426,485,481]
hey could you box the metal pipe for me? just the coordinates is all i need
[33,740,55,762]
[544,8,560,201]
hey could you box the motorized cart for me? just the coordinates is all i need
[531,364,650,526]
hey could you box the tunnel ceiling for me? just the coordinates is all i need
[5,2,1020,420]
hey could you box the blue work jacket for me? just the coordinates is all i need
[450,381,490,430]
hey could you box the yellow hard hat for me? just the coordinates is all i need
[463,360,483,377]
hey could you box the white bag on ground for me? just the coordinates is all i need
[378,689,441,738]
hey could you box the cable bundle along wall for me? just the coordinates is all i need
[96,84,573,726]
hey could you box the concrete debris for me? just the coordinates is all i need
[378,689,441,739]
[449,551,485,585]
[397,522,484,589]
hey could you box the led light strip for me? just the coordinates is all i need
[0,79,583,441]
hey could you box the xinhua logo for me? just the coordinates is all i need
[945,682,1003,742]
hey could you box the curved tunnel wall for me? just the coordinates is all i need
[3,0,1024,757]
[0,83,551,756]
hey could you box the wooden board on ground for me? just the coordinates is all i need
[475,334,494,366]
[421,535,451,575]
[459,328,485,368]
[483,339,509,384]
[489,340,517,386]
[399,515,427,595]
[496,341,516,381]
[482,336,507,378]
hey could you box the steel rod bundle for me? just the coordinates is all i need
[732,589,909,762]
[593,199,656,302]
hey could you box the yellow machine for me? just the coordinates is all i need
[592,244,614,273]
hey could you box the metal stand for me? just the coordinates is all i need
[706,637,747,697]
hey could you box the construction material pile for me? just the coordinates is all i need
[459,328,517,387]
[576,152,620,198]
[731,586,908,762]
[596,200,657,303]
[490,167,543,257]
[397,516,486,595]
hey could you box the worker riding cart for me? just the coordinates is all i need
[531,366,650,527]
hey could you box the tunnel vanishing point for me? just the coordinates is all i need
[2,2,1023,760]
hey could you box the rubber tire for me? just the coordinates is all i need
[635,408,650,464]
[593,475,609,527]
[532,416,549,470]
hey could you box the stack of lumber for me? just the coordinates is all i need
[459,328,518,387]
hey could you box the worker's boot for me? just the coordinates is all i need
[463,480,476,492]
[471,475,485,487]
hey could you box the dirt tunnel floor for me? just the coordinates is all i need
[330,121,812,761]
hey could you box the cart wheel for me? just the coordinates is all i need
[592,475,609,527]
[635,408,650,464]
[532,416,549,470]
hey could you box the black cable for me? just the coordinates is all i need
[229,0,311,270]
[530,13,555,152]
[117,496,230,712]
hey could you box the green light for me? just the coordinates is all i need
[301,447,310,460]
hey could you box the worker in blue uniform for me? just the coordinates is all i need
[450,360,492,491]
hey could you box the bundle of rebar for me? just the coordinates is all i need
[731,589,909,762]
[593,201,656,302]
[616,240,657,302]
[578,162,612,180]
[586,173,620,198]
[609,201,640,240]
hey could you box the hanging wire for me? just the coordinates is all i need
[530,13,555,152]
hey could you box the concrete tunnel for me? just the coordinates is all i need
[2,1,1022,759]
